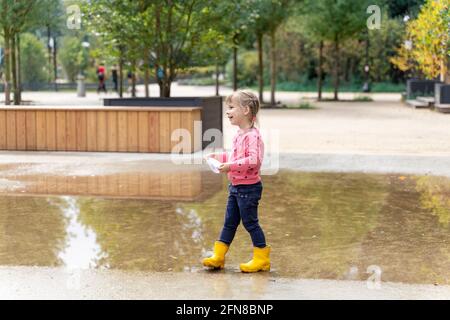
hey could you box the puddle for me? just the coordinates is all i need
[0,162,449,285]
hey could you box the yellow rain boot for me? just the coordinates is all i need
[240,246,271,273]
[203,241,229,269]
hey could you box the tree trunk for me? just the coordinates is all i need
[131,62,137,98]
[317,40,324,101]
[344,57,350,82]
[119,52,124,98]
[159,79,171,97]
[11,33,19,105]
[257,32,264,103]
[144,47,150,97]
[53,37,58,91]
[17,34,22,104]
[446,56,450,84]
[443,56,450,84]
[215,64,220,96]
[3,29,11,105]
[333,36,340,101]
[270,29,276,106]
[47,26,52,84]
[144,68,150,97]
[233,34,238,91]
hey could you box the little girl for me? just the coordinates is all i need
[203,90,270,273]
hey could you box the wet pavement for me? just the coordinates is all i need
[0,160,449,297]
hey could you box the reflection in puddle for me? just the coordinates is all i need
[0,163,221,201]
[0,162,449,286]
[56,196,108,269]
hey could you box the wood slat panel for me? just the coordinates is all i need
[127,111,138,152]
[0,108,200,153]
[36,111,46,150]
[107,111,118,151]
[170,173,181,197]
[138,112,149,152]
[180,111,193,153]
[159,111,171,153]
[148,112,160,152]
[25,111,37,150]
[105,175,118,196]
[16,111,27,150]
[117,111,128,152]
[66,111,77,151]
[0,111,6,149]
[149,173,161,197]
[138,172,150,196]
[170,112,181,151]
[55,111,66,151]
[97,175,108,195]
[86,111,97,151]
[46,111,56,150]
[87,175,98,195]
[76,111,87,151]
[6,111,16,150]
[118,173,128,195]
[96,111,107,151]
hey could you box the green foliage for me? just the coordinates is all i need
[225,50,258,87]
[368,13,405,82]
[353,95,373,102]
[59,36,90,82]
[392,0,449,81]
[19,33,48,84]
[287,102,316,109]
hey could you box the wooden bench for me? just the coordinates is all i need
[435,104,450,114]
[0,106,202,153]
[405,99,429,109]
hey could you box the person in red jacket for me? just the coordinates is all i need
[97,63,107,93]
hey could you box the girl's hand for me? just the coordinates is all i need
[218,163,230,173]
[203,153,215,161]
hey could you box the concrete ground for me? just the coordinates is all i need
[1,267,449,300]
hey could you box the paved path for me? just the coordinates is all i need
[1,267,449,300]
[18,82,402,106]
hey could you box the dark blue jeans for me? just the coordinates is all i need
[219,181,266,248]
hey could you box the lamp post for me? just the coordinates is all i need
[77,39,90,97]
[362,30,371,93]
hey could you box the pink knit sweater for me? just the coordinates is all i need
[217,127,264,185]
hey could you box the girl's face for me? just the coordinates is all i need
[226,101,250,127]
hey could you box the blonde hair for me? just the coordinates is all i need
[225,90,260,127]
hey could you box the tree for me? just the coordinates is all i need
[83,0,146,97]
[197,28,231,96]
[250,0,291,104]
[0,0,57,104]
[410,0,448,83]
[210,0,259,92]
[264,0,294,106]
[59,36,90,82]
[20,33,48,85]
[302,0,371,100]
[84,0,219,98]
[150,0,219,97]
